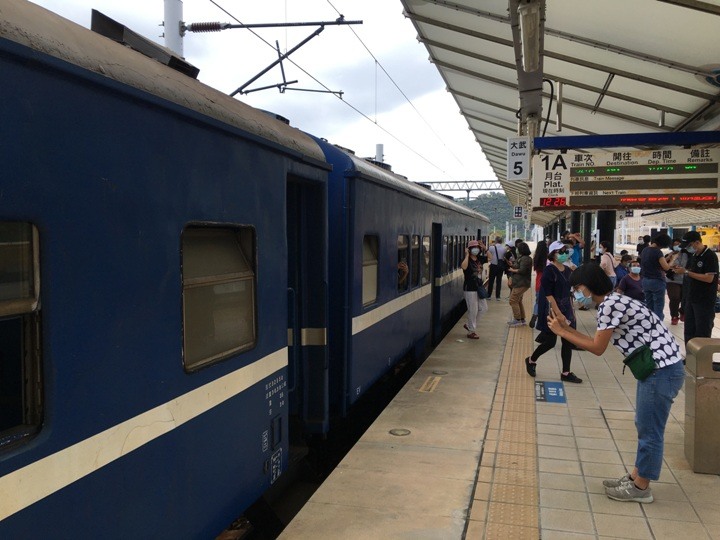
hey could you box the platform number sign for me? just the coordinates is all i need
[531,153,570,209]
[513,206,524,219]
[507,136,531,181]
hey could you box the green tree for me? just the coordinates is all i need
[458,192,525,238]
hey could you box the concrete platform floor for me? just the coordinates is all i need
[280,292,720,539]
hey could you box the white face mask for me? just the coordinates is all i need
[630,267,641,274]
[470,248,480,256]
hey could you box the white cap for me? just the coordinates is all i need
[549,240,565,253]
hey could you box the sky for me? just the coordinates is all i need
[29,0,497,192]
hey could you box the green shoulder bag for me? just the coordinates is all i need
[622,345,656,381]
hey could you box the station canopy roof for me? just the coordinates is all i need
[400,0,720,226]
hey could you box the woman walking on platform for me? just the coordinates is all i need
[547,263,684,504]
[461,240,488,339]
[507,242,532,326]
[524,241,582,383]
[528,240,548,328]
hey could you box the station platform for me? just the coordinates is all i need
[280,293,720,539]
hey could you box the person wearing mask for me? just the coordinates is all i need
[639,233,672,320]
[487,237,506,301]
[599,240,618,287]
[617,260,645,302]
[461,240,489,340]
[665,239,688,325]
[563,231,585,268]
[637,235,651,256]
[672,231,718,345]
[524,241,582,384]
[547,263,684,504]
[529,241,548,328]
[615,254,632,283]
[561,240,578,271]
[507,242,532,326]
[504,240,517,271]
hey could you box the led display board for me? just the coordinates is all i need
[531,148,720,210]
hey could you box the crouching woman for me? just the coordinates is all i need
[547,263,685,504]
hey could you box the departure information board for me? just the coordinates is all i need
[531,148,720,210]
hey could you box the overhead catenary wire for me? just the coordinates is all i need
[325,0,466,167]
[205,0,460,179]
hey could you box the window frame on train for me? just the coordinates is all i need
[441,236,448,276]
[0,222,42,450]
[362,234,379,307]
[397,234,409,293]
[421,235,431,285]
[181,225,257,372]
[410,235,420,288]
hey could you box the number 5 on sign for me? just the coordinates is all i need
[507,136,530,181]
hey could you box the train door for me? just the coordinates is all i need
[431,222,442,345]
[286,178,329,438]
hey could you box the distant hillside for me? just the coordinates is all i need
[457,191,525,238]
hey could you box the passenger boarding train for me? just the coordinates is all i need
[0,1,489,537]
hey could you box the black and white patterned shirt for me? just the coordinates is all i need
[596,293,683,368]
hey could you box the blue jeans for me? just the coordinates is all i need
[634,361,685,480]
[643,277,667,321]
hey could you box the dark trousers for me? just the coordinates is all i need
[531,332,574,373]
[683,301,715,345]
[487,264,503,298]
[666,282,684,319]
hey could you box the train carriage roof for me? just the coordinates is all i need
[0,0,325,164]
[317,138,490,223]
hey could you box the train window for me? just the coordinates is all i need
[441,236,448,275]
[397,235,409,293]
[410,236,420,287]
[0,222,42,449]
[450,236,457,272]
[455,236,460,268]
[422,236,431,285]
[362,235,378,306]
[182,226,256,371]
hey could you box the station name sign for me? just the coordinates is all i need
[531,148,720,210]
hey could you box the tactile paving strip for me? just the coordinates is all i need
[469,292,539,538]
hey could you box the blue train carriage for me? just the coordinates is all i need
[314,140,490,420]
[0,1,329,537]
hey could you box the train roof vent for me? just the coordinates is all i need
[91,10,200,79]
[365,158,392,172]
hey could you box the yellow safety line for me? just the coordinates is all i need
[469,292,539,539]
